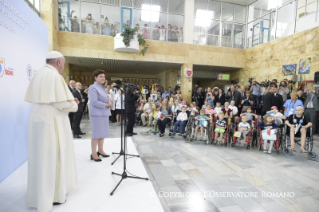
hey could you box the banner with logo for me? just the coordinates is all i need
[0,0,48,182]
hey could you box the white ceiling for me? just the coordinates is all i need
[215,0,256,6]
[66,57,182,74]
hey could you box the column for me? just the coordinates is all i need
[61,61,70,83]
[41,0,59,51]
[180,63,193,103]
[183,0,194,44]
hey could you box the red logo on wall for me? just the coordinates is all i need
[0,59,5,77]
[185,69,193,78]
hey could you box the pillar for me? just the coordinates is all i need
[41,0,59,51]
[180,63,193,103]
[61,61,70,83]
[184,0,194,44]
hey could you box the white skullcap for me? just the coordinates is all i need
[46,51,64,59]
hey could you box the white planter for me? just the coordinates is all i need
[114,33,139,53]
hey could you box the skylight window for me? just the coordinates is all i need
[194,9,215,27]
[141,4,160,22]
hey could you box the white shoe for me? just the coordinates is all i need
[264,150,267,153]
[268,150,272,154]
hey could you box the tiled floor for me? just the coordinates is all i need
[79,116,319,212]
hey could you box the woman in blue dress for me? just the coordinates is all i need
[88,69,112,162]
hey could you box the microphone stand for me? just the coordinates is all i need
[110,83,149,196]
[111,86,140,165]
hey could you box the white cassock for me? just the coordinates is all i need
[24,64,78,212]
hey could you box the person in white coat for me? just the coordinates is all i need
[24,51,79,212]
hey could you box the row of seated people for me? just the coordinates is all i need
[136,97,313,156]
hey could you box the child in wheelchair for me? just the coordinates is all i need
[172,106,188,136]
[235,115,250,147]
[205,104,216,122]
[285,106,312,153]
[240,107,257,127]
[213,112,227,145]
[258,114,278,154]
[193,109,211,141]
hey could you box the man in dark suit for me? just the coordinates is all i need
[227,85,241,108]
[82,85,89,114]
[304,86,319,132]
[262,86,277,115]
[68,80,76,129]
[72,82,86,138]
[126,88,140,136]
[273,87,284,113]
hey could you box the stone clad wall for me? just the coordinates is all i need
[232,26,319,84]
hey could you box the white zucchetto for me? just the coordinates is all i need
[46,51,64,59]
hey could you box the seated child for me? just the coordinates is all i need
[193,109,210,141]
[222,102,233,123]
[202,100,209,109]
[285,106,312,153]
[258,114,278,154]
[188,102,198,116]
[214,102,222,115]
[173,106,188,136]
[236,115,251,146]
[240,107,257,127]
[214,112,227,145]
[205,104,215,122]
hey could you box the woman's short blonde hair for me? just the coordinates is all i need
[290,91,297,97]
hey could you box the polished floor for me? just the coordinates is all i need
[78,116,319,212]
[0,137,164,212]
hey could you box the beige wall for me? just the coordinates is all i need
[231,26,319,84]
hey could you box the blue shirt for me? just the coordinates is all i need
[162,92,170,98]
[251,84,261,96]
[283,99,304,117]
[207,97,214,108]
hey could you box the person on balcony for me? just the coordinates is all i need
[102,17,110,36]
[143,24,149,39]
[167,24,172,41]
[70,10,79,33]
[159,25,166,41]
[152,25,160,40]
[85,13,94,34]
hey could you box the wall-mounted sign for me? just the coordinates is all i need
[218,74,230,81]
[185,69,193,78]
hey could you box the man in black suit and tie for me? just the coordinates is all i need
[262,85,277,115]
[68,80,76,129]
[274,87,284,112]
[72,82,86,138]
[126,88,140,136]
[227,85,241,108]
[304,86,319,132]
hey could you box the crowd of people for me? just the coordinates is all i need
[58,9,183,42]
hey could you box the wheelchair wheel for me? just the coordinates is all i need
[307,152,317,160]
[182,134,187,139]
[246,145,250,149]
[282,146,292,155]
[251,131,257,148]
[231,142,235,147]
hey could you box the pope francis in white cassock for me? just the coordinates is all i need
[24,51,79,212]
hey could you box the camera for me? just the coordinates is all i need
[248,78,254,85]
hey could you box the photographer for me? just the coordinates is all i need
[250,81,261,108]
[278,81,290,102]
[194,87,205,108]
[126,88,140,136]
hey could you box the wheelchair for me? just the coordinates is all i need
[211,115,231,146]
[169,110,190,137]
[231,116,253,148]
[187,116,212,144]
[282,124,317,160]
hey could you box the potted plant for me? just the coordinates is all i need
[114,27,149,56]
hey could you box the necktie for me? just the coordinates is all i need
[78,90,83,99]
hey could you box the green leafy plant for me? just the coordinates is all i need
[120,27,149,56]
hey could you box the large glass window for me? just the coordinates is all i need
[276,1,296,39]
[233,24,245,48]
[101,4,121,36]
[234,5,246,23]
[261,12,276,44]
[221,3,233,22]
[221,22,233,47]
[81,1,100,34]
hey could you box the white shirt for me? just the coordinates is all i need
[115,94,125,109]
[229,105,238,115]
[271,112,284,118]
[214,106,222,115]
[143,103,154,113]
[110,88,117,110]
[177,112,188,121]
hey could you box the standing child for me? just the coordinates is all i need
[193,109,210,141]
[258,114,278,153]
[172,106,188,136]
[214,112,227,145]
[237,115,251,146]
